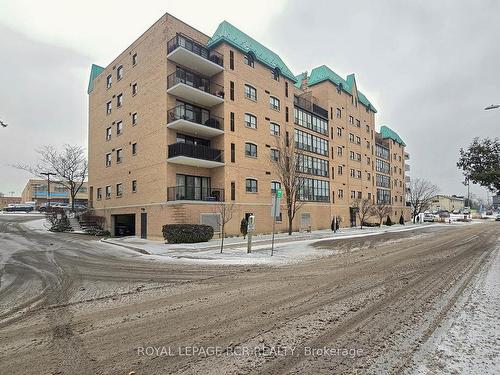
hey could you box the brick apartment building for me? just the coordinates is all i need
[21,179,89,206]
[87,13,410,239]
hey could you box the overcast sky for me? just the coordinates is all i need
[0,0,498,199]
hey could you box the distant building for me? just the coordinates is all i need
[21,179,88,206]
[493,194,500,210]
[429,194,465,212]
[0,195,22,208]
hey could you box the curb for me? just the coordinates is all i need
[100,238,151,255]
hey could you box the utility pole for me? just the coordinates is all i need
[40,172,56,208]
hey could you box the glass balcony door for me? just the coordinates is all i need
[175,174,211,200]
[175,101,210,125]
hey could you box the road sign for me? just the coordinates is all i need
[271,196,281,218]
[277,189,283,199]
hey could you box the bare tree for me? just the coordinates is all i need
[371,202,393,227]
[212,201,236,253]
[14,144,88,211]
[352,198,375,229]
[272,136,305,235]
[408,178,440,222]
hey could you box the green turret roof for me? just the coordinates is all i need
[294,72,307,88]
[87,64,105,94]
[307,65,377,113]
[380,125,406,146]
[207,21,297,83]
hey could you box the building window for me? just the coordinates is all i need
[294,128,329,156]
[132,142,137,155]
[132,83,137,96]
[356,136,361,145]
[230,143,235,163]
[270,122,280,136]
[349,115,354,124]
[230,81,235,101]
[356,119,361,127]
[105,185,111,199]
[229,50,234,70]
[96,188,102,200]
[132,112,138,126]
[294,107,328,135]
[296,154,329,177]
[272,68,279,81]
[351,190,356,199]
[106,74,112,89]
[116,183,123,197]
[337,127,342,137]
[350,151,355,160]
[116,148,123,163]
[132,180,137,193]
[230,112,235,131]
[117,93,123,107]
[338,189,344,199]
[270,148,280,162]
[337,146,343,156]
[106,127,112,141]
[357,191,362,199]
[243,54,254,67]
[116,121,123,135]
[106,101,112,115]
[230,181,235,200]
[368,192,372,200]
[298,178,329,202]
[244,113,257,129]
[285,82,289,97]
[105,153,112,167]
[366,124,370,133]
[246,178,258,193]
[269,96,280,111]
[271,181,281,194]
[244,84,257,101]
[350,168,356,177]
[338,165,343,175]
[132,53,138,66]
[117,65,123,80]
[245,142,257,157]
[285,106,289,122]
[336,108,342,118]
[349,133,355,143]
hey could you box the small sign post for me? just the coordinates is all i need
[247,215,255,254]
[271,189,282,256]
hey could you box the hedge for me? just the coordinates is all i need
[162,224,214,243]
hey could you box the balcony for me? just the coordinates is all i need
[293,95,328,119]
[167,34,224,77]
[167,186,224,202]
[168,142,224,168]
[167,104,224,138]
[405,163,410,172]
[167,68,225,107]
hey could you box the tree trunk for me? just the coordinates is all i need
[71,187,76,212]
[288,212,293,235]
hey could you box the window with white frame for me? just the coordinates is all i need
[106,101,112,115]
[106,74,112,89]
[117,65,123,80]
[105,185,111,198]
[105,153,112,167]
[116,149,123,163]
[116,121,123,135]
[244,84,257,101]
[116,183,123,197]
[117,93,123,107]
[244,113,257,129]
[269,96,280,111]
[106,127,112,141]
[270,122,280,136]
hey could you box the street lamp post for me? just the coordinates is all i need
[40,172,56,208]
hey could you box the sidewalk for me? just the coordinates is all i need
[101,222,456,266]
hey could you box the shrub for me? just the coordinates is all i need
[385,215,393,226]
[240,218,248,239]
[361,221,379,227]
[45,208,72,232]
[162,224,214,243]
[399,215,405,225]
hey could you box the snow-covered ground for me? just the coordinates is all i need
[22,217,52,232]
[101,222,476,265]
[407,243,500,374]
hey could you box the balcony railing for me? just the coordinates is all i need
[168,142,223,163]
[293,95,328,119]
[167,104,223,131]
[167,68,224,98]
[167,186,224,202]
[167,33,223,67]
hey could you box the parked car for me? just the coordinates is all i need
[495,214,500,222]
[423,214,435,222]
[2,204,34,213]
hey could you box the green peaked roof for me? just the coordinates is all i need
[380,125,406,146]
[294,72,307,88]
[87,64,104,94]
[307,65,377,113]
[207,21,297,83]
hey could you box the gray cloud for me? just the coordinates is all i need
[0,25,91,196]
[267,0,500,198]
